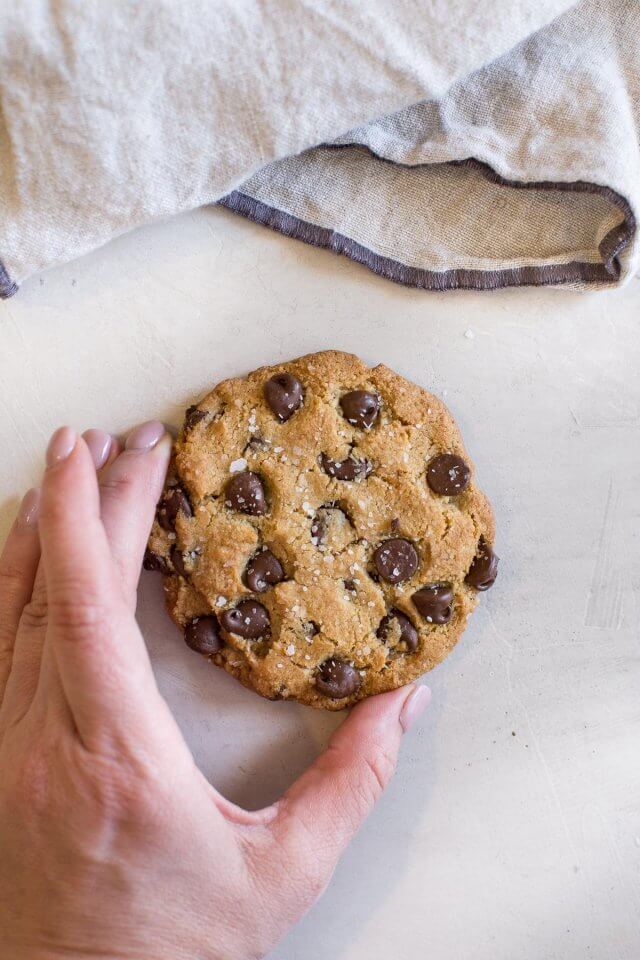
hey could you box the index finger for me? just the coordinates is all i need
[38,427,159,742]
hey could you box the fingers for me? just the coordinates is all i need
[2,436,120,725]
[269,684,431,878]
[83,428,120,470]
[38,427,159,742]
[0,489,41,704]
[92,421,171,608]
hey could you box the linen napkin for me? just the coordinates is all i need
[0,0,637,298]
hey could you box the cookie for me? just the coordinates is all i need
[145,351,498,710]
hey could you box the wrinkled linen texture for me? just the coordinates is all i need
[0,0,637,297]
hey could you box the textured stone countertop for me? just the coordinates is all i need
[1,207,638,960]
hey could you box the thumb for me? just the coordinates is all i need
[269,683,431,877]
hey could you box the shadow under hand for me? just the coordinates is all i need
[271,690,441,960]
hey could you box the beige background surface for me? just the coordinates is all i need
[1,207,639,959]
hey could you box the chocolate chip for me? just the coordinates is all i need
[184,405,207,431]
[340,390,380,429]
[310,515,325,544]
[344,578,357,592]
[220,599,270,639]
[170,545,188,578]
[390,518,400,534]
[373,538,419,584]
[157,486,193,531]
[412,583,454,624]
[426,453,470,496]
[377,610,419,652]
[315,658,362,699]
[245,434,270,453]
[224,472,267,515]
[264,373,303,422]
[244,550,285,592]
[305,621,320,637]
[143,548,169,573]
[465,537,499,591]
[320,453,372,481]
[184,616,222,655]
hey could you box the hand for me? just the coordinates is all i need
[0,422,431,960]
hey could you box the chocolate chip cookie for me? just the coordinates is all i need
[145,351,498,709]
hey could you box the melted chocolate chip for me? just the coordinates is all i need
[465,537,499,590]
[157,486,193,531]
[184,616,222,655]
[340,390,380,429]
[373,538,419,584]
[170,545,188,578]
[344,578,357,592]
[264,373,303,422]
[220,600,270,639]
[377,610,419,652]
[244,550,285,592]
[184,405,207,431]
[320,453,372,481]
[315,658,362,699]
[426,453,471,496]
[143,548,169,574]
[390,518,400,534]
[412,583,454,624]
[224,472,267,515]
[305,620,320,637]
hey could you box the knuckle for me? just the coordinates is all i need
[99,470,136,503]
[48,589,107,634]
[360,746,396,800]
[0,557,28,594]
[19,595,49,632]
[99,458,158,503]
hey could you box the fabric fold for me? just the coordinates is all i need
[0,0,637,297]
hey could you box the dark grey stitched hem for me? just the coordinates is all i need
[0,259,18,299]
[321,145,636,284]
[452,156,635,278]
[219,183,628,292]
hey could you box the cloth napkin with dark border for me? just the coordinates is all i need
[0,0,637,298]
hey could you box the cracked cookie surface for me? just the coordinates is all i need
[145,350,498,710]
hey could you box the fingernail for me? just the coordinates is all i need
[18,487,40,527]
[82,429,113,469]
[125,420,166,452]
[46,426,77,467]
[399,684,431,733]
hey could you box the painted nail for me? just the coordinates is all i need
[399,684,431,733]
[82,429,113,469]
[18,487,41,527]
[46,426,77,467]
[125,420,166,452]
